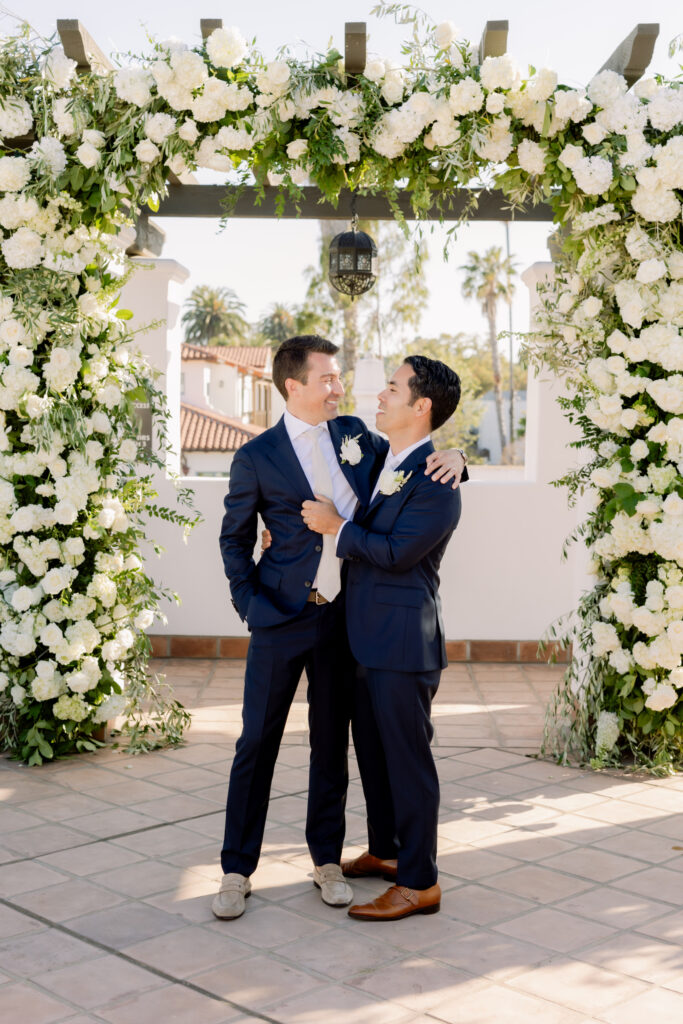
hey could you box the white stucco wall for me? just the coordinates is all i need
[122,259,588,641]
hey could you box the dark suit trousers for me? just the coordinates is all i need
[221,599,352,876]
[352,664,441,890]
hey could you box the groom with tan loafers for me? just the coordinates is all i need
[302,355,464,921]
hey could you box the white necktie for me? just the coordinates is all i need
[306,426,341,602]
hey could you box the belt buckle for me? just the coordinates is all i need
[314,590,325,605]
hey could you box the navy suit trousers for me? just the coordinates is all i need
[352,663,441,890]
[221,599,352,876]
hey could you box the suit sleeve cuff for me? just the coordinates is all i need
[335,520,349,554]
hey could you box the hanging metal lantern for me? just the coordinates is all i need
[328,198,378,299]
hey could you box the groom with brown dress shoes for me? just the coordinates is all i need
[301,355,464,920]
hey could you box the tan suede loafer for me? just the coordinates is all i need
[347,883,441,921]
[340,851,398,881]
[313,863,354,907]
[211,873,251,919]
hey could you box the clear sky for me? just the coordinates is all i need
[9,1,681,354]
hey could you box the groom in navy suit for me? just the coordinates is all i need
[213,337,466,919]
[302,355,464,920]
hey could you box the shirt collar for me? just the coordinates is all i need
[386,436,431,469]
[284,409,331,442]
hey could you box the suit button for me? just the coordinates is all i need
[315,545,322,552]
[305,580,312,587]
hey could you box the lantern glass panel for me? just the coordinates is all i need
[339,252,354,270]
[356,253,372,271]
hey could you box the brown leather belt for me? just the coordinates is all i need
[307,590,329,604]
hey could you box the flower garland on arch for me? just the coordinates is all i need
[0,7,681,767]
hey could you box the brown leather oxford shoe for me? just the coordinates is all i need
[347,883,441,921]
[340,851,398,881]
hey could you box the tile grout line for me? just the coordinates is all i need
[0,894,285,1024]
[0,789,312,869]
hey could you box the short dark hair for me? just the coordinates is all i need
[272,335,339,399]
[403,355,461,431]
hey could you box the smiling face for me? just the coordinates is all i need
[285,351,345,424]
[376,362,431,441]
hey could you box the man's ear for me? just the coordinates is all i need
[285,377,298,398]
[414,396,432,420]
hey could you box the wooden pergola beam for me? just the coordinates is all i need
[479,21,509,63]
[345,22,366,75]
[200,19,223,40]
[126,212,166,257]
[57,19,112,72]
[597,23,659,87]
[156,185,553,221]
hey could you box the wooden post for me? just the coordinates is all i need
[200,19,223,40]
[56,19,112,72]
[478,20,509,63]
[345,22,366,75]
[597,23,659,87]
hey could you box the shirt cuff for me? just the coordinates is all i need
[335,520,349,553]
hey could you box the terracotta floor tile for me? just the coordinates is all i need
[192,953,324,1009]
[0,983,72,1024]
[34,954,162,1010]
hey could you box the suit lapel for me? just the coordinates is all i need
[328,418,372,505]
[361,440,435,520]
[262,416,315,501]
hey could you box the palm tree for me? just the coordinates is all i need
[181,286,248,346]
[258,303,296,347]
[460,247,516,458]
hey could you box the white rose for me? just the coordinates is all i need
[485,93,505,115]
[178,119,198,143]
[134,140,161,164]
[434,22,460,50]
[363,59,385,83]
[286,139,308,160]
[76,141,100,168]
[636,258,667,284]
[644,683,678,712]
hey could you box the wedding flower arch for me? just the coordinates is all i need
[0,10,681,769]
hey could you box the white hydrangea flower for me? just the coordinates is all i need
[595,710,620,754]
[0,155,30,192]
[42,47,77,90]
[145,113,176,143]
[587,69,627,108]
[206,26,248,68]
[114,67,154,107]
[448,78,484,115]
[479,54,519,91]
[1,228,43,270]
[0,96,33,138]
[30,136,67,176]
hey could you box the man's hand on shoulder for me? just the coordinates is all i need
[425,449,468,489]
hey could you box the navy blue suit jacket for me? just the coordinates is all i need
[220,414,387,628]
[338,440,462,673]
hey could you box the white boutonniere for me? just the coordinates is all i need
[339,433,363,465]
[378,468,413,496]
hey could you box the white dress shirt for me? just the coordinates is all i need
[369,435,432,503]
[284,410,358,589]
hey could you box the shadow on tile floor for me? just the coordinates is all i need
[0,659,682,1023]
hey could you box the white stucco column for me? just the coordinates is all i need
[352,356,386,430]
[522,260,595,636]
[120,259,190,474]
